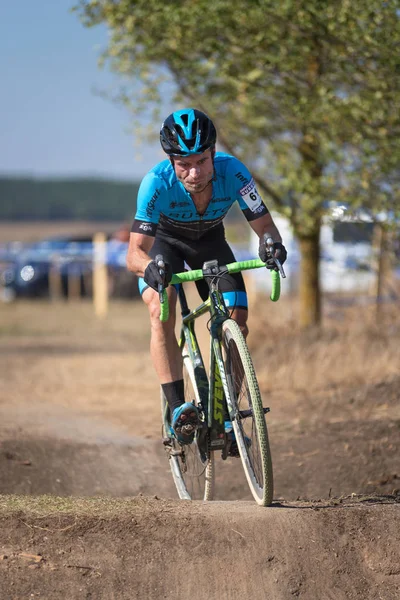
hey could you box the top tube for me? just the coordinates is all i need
[160,258,282,322]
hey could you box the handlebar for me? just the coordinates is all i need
[159,258,284,322]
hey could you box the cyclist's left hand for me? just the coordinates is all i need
[259,240,287,268]
[144,259,173,291]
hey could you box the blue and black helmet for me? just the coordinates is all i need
[160,108,217,156]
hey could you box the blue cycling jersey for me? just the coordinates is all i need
[132,152,269,241]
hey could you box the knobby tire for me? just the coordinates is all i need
[222,319,273,506]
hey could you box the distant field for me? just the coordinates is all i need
[0,220,126,243]
[0,219,250,244]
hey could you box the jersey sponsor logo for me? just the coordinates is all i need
[168,211,195,219]
[235,171,248,184]
[139,222,153,232]
[169,201,191,208]
[132,220,156,235]
[208,208,228,217]
[239,178,262,212]
[168,207,227,220]
[145,188,161,218]
[212,197,230,203]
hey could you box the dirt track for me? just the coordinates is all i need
[1,496,399,600]
[0,298,400,599]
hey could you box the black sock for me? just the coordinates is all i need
[161,379,185,414]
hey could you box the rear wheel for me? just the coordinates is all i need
[161,347,214,501]
[222,319,273,506]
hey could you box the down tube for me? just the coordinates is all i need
[181,319,209,415]
[208,335,226,449]
[211,336,236,426]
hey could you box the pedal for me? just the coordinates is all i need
[180,422,196,435]
[175,415,199,435]
[162,437,172,447]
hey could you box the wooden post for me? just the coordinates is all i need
[93,232,108,318]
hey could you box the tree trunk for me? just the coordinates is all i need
[298,229,321,329]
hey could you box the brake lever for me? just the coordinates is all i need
[155,254,165,303]
[272,258,286,278]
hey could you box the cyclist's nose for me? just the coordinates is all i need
[189,166,201,179]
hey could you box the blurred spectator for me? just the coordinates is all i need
[111,224,130,243]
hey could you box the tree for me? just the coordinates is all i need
[75,0,400,327]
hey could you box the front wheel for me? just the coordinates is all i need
[161,346,214,501]
[222,319,273,506]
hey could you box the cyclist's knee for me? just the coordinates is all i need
[143,287,176,326]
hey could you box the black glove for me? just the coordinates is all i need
[259,240,287,270]
[144,260,172,291]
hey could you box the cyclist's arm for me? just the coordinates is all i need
[249,212,282,243]
[126,232,154,278]
[127,170,165,276]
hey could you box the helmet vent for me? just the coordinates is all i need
[160,108,217,156]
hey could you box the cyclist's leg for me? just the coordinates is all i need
[138,234,184,396]
[138,233,199,441]
[141,284,181,381]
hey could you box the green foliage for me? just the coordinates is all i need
[0,177,140,221]
[74,0,400,237]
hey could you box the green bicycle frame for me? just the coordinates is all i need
[162,259,282,450]
[176,284,239,449]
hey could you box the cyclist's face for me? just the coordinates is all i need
[173,149,214,193]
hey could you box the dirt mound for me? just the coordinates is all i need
[1,496,399,600]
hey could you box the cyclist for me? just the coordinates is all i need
[126,108,287,444]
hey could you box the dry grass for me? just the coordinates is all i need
[0,494,160,517]
[2,291,398,402]
[248,292,400,396]
[0,298,148,341]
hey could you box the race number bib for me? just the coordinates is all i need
[239,178,262,212]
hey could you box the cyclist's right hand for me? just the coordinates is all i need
[144,259,172,291]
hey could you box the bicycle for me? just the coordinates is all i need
[159,236,285,506]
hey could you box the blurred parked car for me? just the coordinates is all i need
[0,234,138,301]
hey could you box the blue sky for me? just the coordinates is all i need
[0,2,164,180]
